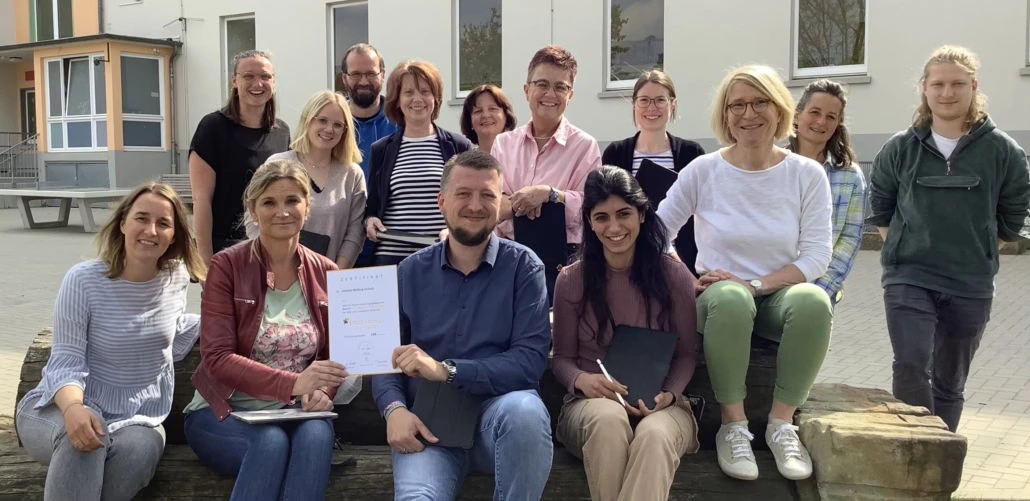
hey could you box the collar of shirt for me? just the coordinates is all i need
[435,232,501,273]
[520,116,571,147]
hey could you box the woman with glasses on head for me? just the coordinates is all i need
[364,59,472,265]
[460,84,518,155]
[656,65,833,482]
[786,79,866,306]
[491,45,601,302]
[246,90,367,270]
[602,70,705,275]
[184,160,348,501]
[189,50,291,265]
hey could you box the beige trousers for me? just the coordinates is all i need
[555,396,700,501]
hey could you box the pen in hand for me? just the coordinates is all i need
[596,359,628,406]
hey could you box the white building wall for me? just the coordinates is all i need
[101,0,1030,169]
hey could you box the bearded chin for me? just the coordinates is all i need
[350,87,378,108]
[450,225,491,246]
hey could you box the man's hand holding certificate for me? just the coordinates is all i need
[328,266,403,375]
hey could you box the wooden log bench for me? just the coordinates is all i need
[8,329,967,499]
[9,329,797,500]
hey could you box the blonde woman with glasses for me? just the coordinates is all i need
[247,90,367,269]
[602,70,706,275]
[656,65,833,482]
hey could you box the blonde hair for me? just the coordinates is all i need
[913,45,987,128]
[243,160,312,260]
[632,70,678,126]
[96,182,206,281]
[290,90,362,166]
[710,65,795,145]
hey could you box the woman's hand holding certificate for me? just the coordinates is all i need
[292,360,348,396]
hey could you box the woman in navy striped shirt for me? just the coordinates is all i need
[16,183,205,501]
[364,59,472,265]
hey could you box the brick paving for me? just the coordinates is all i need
[0,207,1026,499]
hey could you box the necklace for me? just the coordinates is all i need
[299,153,330,170]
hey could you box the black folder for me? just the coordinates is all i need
[634,160,701,277]
[299,230,331,257]
[411,379,485,449]
[634,158,678,207]
[601,325,680,410]
[513,202,568,303]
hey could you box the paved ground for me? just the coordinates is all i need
[0,207,1027,499]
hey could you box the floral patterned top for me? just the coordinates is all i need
[184,281,317,412]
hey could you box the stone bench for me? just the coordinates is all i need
[9,329,967,500]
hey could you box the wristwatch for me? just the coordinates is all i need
[749,279,764,297]
[548,186,559,204]
[442,360,457,384]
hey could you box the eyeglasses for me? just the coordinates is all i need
[313,116,346,131]
[726,98,772,116]
[529,79,572,96]
[633,96,671,109]
[236,72,274,83]
[346,71,381,81]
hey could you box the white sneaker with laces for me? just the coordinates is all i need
[766,418,813,480]
[716,421,759,480]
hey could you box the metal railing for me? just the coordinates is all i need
[0,133,40,187]
[0,132,34,150]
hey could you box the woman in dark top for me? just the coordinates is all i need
[189,49,291,264]
[601,70,704,275]
[364,59,471,265]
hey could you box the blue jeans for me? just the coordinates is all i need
[183,407,335,501]
[392,389,553,500]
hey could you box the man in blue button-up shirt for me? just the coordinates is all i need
[371,149,553,500]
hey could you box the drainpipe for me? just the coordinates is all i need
[169,44,180,174]
[98,0,105,33]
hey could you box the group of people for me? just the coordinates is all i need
[14,40,1030,501]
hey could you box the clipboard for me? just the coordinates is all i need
[601,325,680,410]
[513,202,568,302]
[376,230,439,248]
[634,158,678,207]
[411,379,485,449]
[230,408,338,424]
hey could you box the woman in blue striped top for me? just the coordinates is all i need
[602,70,706,275]
[16,182,205,501]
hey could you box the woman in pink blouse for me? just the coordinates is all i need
[552,166,700,501]
[491,45,601,255]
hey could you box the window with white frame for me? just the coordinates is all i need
[330,1,370,93]
[45,55,106,151]
[455,0,501,97]
[794,0,867,78]
[121,55,165,149]
[605,0,664,90]
[33,0,73,42]
[223,15,256,96]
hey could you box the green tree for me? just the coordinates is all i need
[610,3,631,81]
[459,7,502,91]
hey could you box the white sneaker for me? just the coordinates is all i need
[766,418,813,480]
[716,421,759,480]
